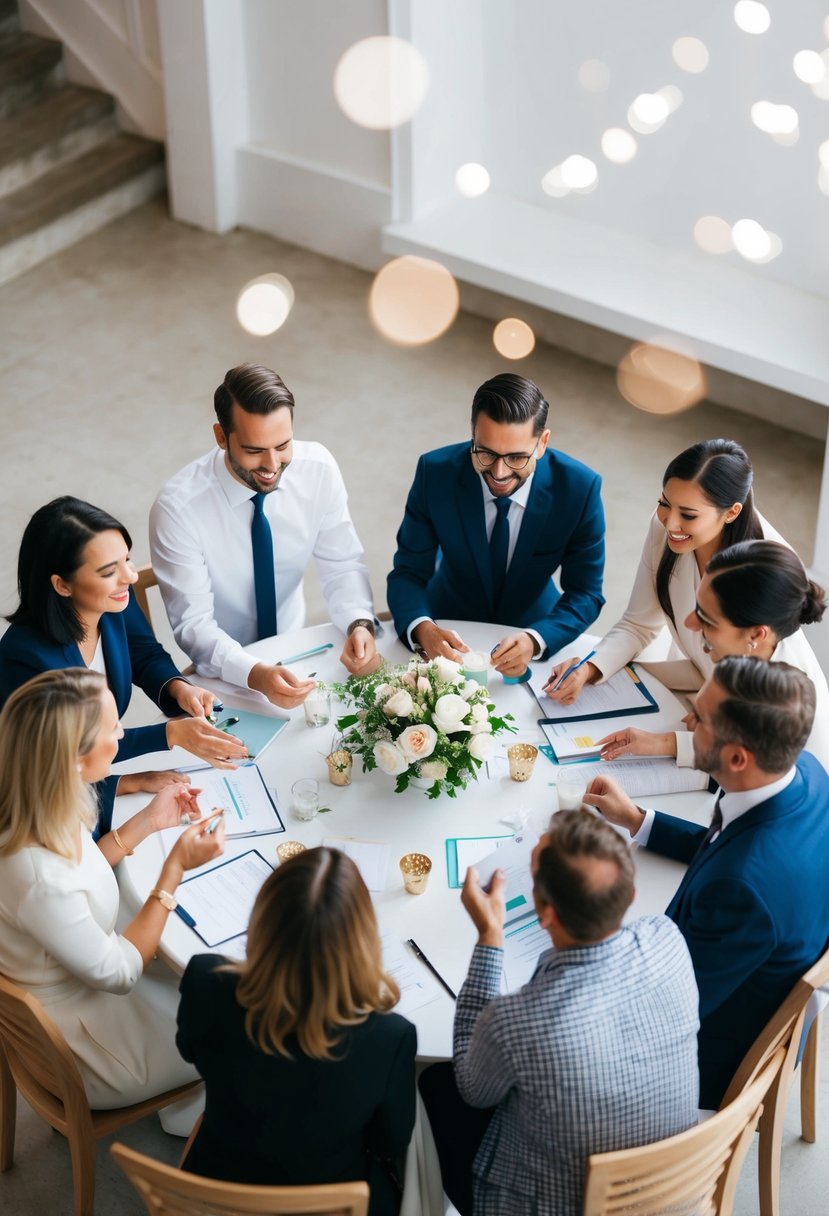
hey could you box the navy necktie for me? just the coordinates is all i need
[490,498,511,593]
[693,795,724,860]
[251,493,277,640]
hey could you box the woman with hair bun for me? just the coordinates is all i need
[599,540,829,771]
[544,438,786,703]
[176,846,417,1214]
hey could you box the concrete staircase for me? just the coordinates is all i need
[0,0,164,285]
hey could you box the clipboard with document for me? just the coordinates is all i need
[531,663,659,724]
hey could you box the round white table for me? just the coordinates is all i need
[114,620,713,1061]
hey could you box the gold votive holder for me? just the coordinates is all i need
[507,742,539,782]
[326,749,353,786]
[399,852,432,895]
[276,840,307,865]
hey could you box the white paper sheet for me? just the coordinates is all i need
[559,757,709,797]
[176,849,274,948]
[158,764,284,855]
[502,916,549,992]
[381,933,443,1015]
[323,836,391,891]
[530,664,656,721]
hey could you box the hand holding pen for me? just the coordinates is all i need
[543,650,598,705]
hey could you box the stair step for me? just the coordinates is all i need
[0,83,115,193]
[0,132,163,246]
[0,31,61,109]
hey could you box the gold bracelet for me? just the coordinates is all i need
[112,828,134,856]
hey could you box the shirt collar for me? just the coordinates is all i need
[479,467,535,512]
[212,446,266,509]
[719,767,797,829]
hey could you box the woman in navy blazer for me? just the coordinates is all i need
[177,847,417,1215]
[0,498,248,844]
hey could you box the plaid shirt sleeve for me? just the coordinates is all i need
[453,944,516,1109]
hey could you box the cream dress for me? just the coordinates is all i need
[0,828,197,1108]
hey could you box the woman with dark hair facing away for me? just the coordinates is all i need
[598,540,829,771]
[176,847,417,1215]
[0,497,248,850]
[544,438,786,703]
[0,669,225,1131]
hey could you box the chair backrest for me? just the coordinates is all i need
[582,1049,784,1216]
[721,941,829,1106]
[133,563,159,626]
[110,1142,370,1216]
[0,972,91,1136]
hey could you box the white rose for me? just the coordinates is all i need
[419,759,448,780]
[374,682,392,704]
[400,670,418,688]
[398,723,438,761]
[459,679,480,700]
[383,688,414,718]
[432,693,471,733]
[468,733,496,761]
[416,675,432,694]
[432,656,464,684]
[469,720,493,735]
[470,703,489,723]
[373,740,409,775]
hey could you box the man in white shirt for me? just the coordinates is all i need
[150,365,379,708]
[585,656,829,1107]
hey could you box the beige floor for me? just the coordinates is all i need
[0,199,826,1214]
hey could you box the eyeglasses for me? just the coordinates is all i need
[471,443,538,472]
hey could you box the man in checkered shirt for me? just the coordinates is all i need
[420,810,699,1215]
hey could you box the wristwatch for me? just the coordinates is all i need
[149,888,178,912]
[347,618,376,637]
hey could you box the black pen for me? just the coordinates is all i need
[407,938,457,1000]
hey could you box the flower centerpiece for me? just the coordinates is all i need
[332,656,515,798]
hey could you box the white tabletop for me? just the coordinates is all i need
[113,621,714,1060]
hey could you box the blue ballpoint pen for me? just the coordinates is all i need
[174,904,196,929]
[548,649,597,693]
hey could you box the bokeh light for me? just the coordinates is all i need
[493,318,536,360]
[672,36,709,73]
[578,59,610,92]
[455,162,491,198]
[731,218,772,261]
[693,215,734,254]
[236,274,295,336]
[628,92,669,134]
[734,1,771,34]
[560,155,598,190]
[601,128,638,164]
[793,50,826,83]
[368,256,459,346]
[334,36,429,130]
[617,342,707,415]
[819,140,829,168]
[657,85,684,114]
[818,165,829,196]
[541,165,569,197]
[750,100,799,143]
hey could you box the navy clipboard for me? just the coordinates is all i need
[533,663,659,724]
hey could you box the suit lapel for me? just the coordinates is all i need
[99,614,130,715]
[456,457,494,604]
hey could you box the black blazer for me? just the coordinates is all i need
[176,955,417,1215]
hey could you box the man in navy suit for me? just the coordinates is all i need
[586,656,829,1108]
[386,374,605,677]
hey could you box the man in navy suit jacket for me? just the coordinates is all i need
[386,374,605,677]
[586,656,829,1108]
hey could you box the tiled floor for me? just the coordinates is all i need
[0,199,826,1213]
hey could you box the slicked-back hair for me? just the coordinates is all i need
[712,655,815,773]
[656,439,763,623]
[230,847,399,1059]
[534,809,634,942]
[214,364,295,434]
[707,540,826,639]
[7,497,132,645]
[471,373,549,437]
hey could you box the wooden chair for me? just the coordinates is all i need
[719,944,829,1216]
[111,1141,370,1215]
[133,562,160,625]
[582,1048,783,1215]
[0,973,200,1216]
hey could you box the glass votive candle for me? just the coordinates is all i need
[304,685,331,728]
[291,778,320,821]
[462,651,489,687]
[399,852,432,895]
[557,771,587,811]
[276,840,307,865]
[326,749,353,786]
[507,743,538,782]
